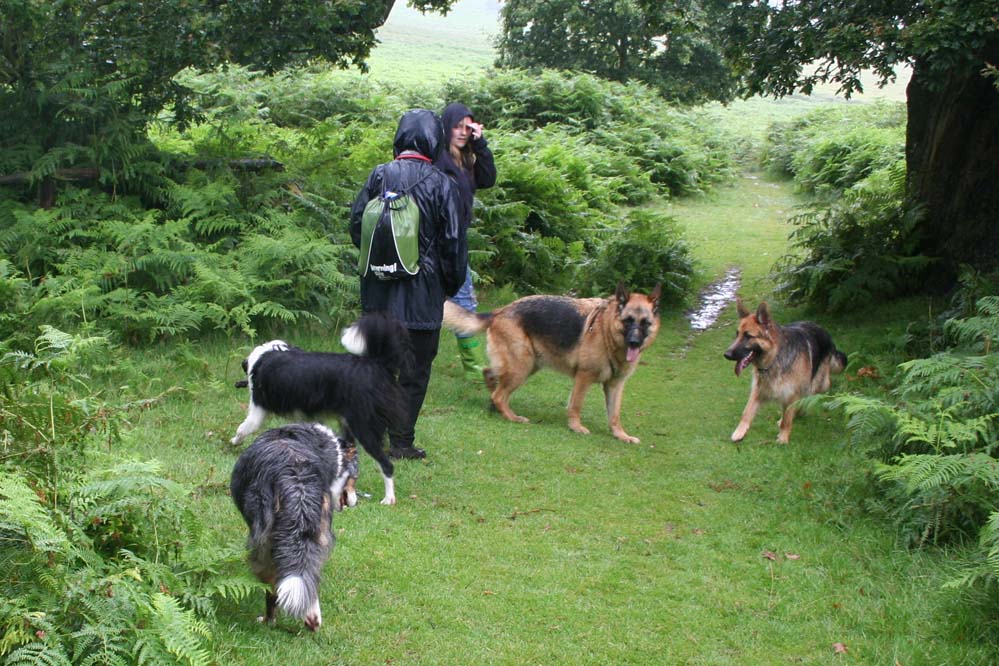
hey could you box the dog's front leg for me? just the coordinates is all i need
[603,379,639,443]
[259,589,278,625]
[567,374,595,435]
[231,404,267,445]
[731,391,760,442]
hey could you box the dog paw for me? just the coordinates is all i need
[731,430,746,442]
[569,423,591,435]
[615,434,640,444]
[509,415,530,424]
[380,495,397,506]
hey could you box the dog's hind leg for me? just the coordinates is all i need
[491,377,530,423]
[232,404,268,445]
[355,424,396,505]
[602,378,639,443]
[566,373,597,436]
[776,403,798,444]
[260,589,277,625]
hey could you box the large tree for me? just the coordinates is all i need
[496,0,738,104]
[0,0,452,203]
[724,0,999,278]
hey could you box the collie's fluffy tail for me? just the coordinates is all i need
[442,300,491,336]
[269,472,332,631]
[340,312,412,375]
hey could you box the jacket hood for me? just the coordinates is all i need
[441,103,474,136]
[393,109,443,160]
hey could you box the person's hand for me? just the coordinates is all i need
[467,121,483,140]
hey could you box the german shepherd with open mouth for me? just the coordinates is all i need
[724,298,847,444]
[443,282,661,443]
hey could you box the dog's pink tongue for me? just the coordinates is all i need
[627,347,640,363]
[735,353,754,376]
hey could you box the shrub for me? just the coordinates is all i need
[762,102,906,196]
[772,160,934,311]
[817,298,999,560]
[0,328,257,665]
[576,209,693,302]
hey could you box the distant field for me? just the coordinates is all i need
[364,0,501,81]
[363,0,908,103]
[359,0,908,153]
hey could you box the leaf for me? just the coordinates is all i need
[762,550,778,561]
[833,642,848,654]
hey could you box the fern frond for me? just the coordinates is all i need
[0,472,71,555]
[136,594,211,666]
[4,641,73,666]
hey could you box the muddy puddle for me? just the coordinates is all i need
[688,267,741,331]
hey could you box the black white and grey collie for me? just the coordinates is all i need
[231,312,411,505]
[230,423,357,631]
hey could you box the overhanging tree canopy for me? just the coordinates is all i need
[0,0,454,202]
[496,0,738,104]
[723,0,999,277]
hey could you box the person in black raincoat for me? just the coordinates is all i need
[350,109,466,460]
[435,102,497,383]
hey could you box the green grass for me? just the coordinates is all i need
[107,171,997,664]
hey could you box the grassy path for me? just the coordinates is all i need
[125,174,992,664]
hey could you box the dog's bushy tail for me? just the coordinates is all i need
[341,312,413,376]
[442,300,492,336]
[270,471,332,630]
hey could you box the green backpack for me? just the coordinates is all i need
[358,184,424,281]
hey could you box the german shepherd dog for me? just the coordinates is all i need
[231,312,411,505]
[230,423,357,631]
[724,299,847,444]
[443,282,661,443]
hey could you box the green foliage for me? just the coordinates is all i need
[722,0,998,98]
[819,299,999,582]
[0,0,459,194]
[0,179,356,342]
[444,69,733,196]
[772,159,934,312]
[577,209,693,301]
[761,103,906,193]
[3,66,716,322]
[0,336,257,665]
[496,0,737,104]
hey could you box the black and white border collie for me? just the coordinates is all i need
[231,313,411,505]
[230,423,357,631]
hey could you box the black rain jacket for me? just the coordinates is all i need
[350,109,466,329]
[435,102,497,226]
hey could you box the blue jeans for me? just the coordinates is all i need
[448,268,477,339]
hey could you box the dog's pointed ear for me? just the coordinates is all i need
[615,281,629,311]
[736,297,750,319]
[756,301,772,327]
[649,282,662,315]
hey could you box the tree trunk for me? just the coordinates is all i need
[906,37,999,281]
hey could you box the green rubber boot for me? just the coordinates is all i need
[456,336,489,383]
